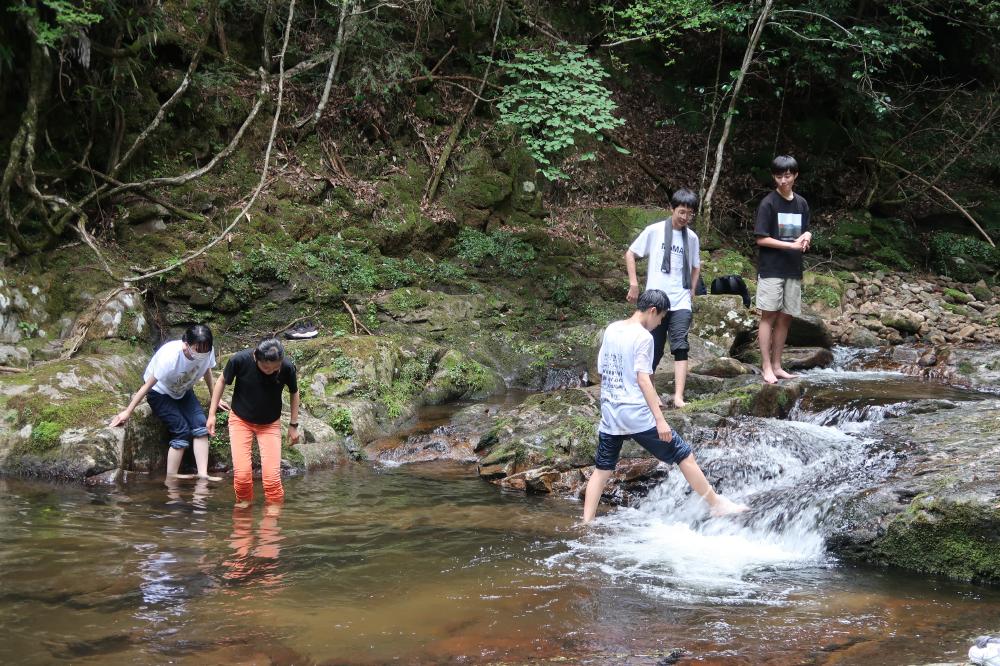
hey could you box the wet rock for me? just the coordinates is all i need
[542,366,589,391]
[782,347,834,371]
[424,349,506,403]
[829,399,1000,584]
[847,327,881,348]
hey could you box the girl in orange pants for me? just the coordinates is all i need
[207,338,300,505]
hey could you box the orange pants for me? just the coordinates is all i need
[228,412,284,504]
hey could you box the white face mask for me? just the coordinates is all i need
[187,347,211,361]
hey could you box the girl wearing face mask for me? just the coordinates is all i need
[207,338,300,506]
[111,324,223,481]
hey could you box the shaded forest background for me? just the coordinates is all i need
[2,0,999,295]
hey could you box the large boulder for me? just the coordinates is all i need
[0,346,163,480]
[829,399,1000,583]
[787,306,834,348]
[691,295,757,354]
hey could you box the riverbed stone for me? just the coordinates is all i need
[829,399,1000,584]
[692,295,757,354]
[782,347,834,370]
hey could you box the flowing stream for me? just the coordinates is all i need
[2,351,1000,665]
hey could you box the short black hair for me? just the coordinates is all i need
[636,289,670,314]
[671,188,699,211]
[254,338,285,363]
[771,155,799,175]
[183,324,213,353]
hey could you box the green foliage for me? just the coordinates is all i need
[873,246,912,271]
[494,46,624,180]
[453,228,536,276]
[444,359,491,394]
[930,233,1000,281]
[329,407,353,436]
[209,410,230,460]
[30,421,62,450]
[11,1,103,48]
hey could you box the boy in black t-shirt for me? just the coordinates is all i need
[754,155,812,385]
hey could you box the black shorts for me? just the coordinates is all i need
[595,428,693,471]
[651,308,693,369]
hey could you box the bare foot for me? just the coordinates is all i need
[774,368,798,380]
[168,473,197,480]
[710,496,749,517]
[234,500,251,509]
[673,396,686,408]
[198,474,223,482]
[761,370,778,384]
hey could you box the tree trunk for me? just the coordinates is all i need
[702,0,775,229]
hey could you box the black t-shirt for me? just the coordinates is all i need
[754,190,811,279]
[222,349,298,424]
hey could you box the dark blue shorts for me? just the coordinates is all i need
[147,389,208,450]
[595,428,693,471]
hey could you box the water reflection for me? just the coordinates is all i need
[222,504,285,588]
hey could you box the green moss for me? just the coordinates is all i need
[29,421,63,451]
[873,498,1000,583]
[873,246,913,271]
[943,288,974,304]
[592,207,669,246]
[957,360,975,375]
[329,407,353,436]
[385,288,430,312]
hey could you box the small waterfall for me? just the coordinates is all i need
[556,417,896,603]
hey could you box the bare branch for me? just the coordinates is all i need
[125,0,298,283]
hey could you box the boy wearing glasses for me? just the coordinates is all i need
[624,189,701,407]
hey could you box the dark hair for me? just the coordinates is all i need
[183,324,213,353]
[636,289,670,314]
[771,155,799,175]
[254,338,285,363]
[671,188,699,211]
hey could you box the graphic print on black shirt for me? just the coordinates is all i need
[754,190,810,279]
[222,349,298,424]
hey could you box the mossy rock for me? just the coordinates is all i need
[592,207,670,246]
[872,499,1000,583]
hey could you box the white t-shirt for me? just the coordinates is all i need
[598,320,656,435]
[144,340,217,399]
[628,220,701,311]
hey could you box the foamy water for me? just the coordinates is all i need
[554,415,893,604]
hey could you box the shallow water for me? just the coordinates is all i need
[2,368,999,665]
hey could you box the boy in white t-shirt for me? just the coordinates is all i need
[582,290,747,523]
[625,189,701,407]
[110,325,226,481]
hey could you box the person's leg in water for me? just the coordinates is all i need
[256,420,285,504]
[177,390,222,481]
[147,392,198,480]
[676,454,747,516]
[632,429,748,516]
[229,412,256,508]
[582,432,625,523]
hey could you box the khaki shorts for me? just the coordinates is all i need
[756,277,802,315]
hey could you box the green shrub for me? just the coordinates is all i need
[873,246,913,271]
[453,228,536,276]
[329,407,353,436]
